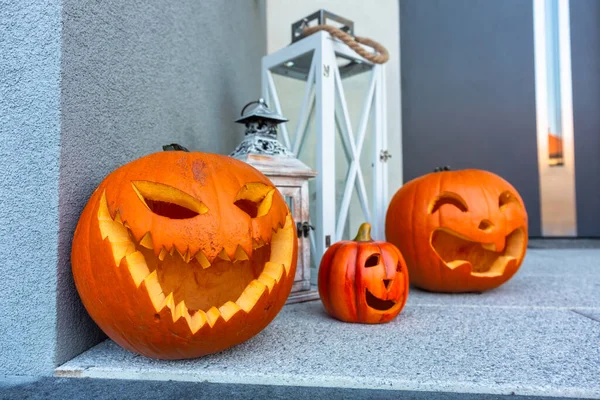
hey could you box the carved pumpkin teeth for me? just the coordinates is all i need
[258,273,277,293]
[235,280,267,312]
[158,248,167,261]
[175,247,184,259]
[173,300,187,322]
[125,251,150,287]
[216,249,231,262]
[253,238,265,249]
[445,259,471,270]
[161,292,176,315]
[97,192,113,221]
[195,252,211,269]
[139,232,153,249]
[171,300,208,332]
[184,309,207,334]
[269,215,295,275]
[481,243,496,252]
[99,220,129,242]
[218,301,242,322]
[160,293,212,332]
[233,246,250,262]
[99,192,294,333]
[174,247,192,263]
[257,262,284,293]
[112,241,136,266]
[262,262,284,283]
[143,271,166,312]
[205,307,221,328]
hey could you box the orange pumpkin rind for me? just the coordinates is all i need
[72,151,297,359]
[385,168,528,293]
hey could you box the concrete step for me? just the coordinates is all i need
[56,249,600,399]
[0,377,583,400]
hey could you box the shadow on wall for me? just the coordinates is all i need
[55,0,267,366]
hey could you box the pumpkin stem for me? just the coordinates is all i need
[434,165,451,172]
[353,223,373,242]
[163,143,190,152]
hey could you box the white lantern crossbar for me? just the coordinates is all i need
[262,30,389,279]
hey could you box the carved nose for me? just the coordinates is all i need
[383,279,392,290]
[478,219,494,231]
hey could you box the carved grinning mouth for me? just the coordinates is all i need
[365,289,397,311]
[97,191,293,334]
[431,228,525,277]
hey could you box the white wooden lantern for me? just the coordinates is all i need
[261,11,389,282]
[231,99,319,303]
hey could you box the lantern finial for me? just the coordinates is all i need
[230,98,293,158]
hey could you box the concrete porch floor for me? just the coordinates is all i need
[56,249,600,398]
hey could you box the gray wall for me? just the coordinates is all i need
[400,0,542,236]
[0,0,62,375]
[571,0,600,237]
[1,0,266,376]
[56,0,267,366]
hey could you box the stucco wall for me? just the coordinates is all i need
[0,0,62,375]
[1,0,266,375]
[56,0,267,366]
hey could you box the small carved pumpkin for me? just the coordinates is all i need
[385,168,528,293]
[318,223,409,324]
[71,150,297,359]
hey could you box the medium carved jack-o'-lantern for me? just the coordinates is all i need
[385,168,528,293]
[318,223,409,324]
[71,150,297,359]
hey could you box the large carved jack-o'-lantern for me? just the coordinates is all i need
[72,149,297,359]
[385,168,528,293]
[318,223,409,324]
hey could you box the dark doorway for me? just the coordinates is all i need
[400,0,542,236]
[571,0,600,237]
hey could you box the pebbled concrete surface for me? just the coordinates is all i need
[409,249,600,308]
[0,377,579,400]
[57,250,600,398]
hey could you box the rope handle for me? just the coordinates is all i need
[302,25,389,64]
[240,98,268,116]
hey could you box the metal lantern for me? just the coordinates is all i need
[261,11,390,282]
[231,99,319,303]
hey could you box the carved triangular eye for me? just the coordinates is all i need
[132,181,208,219]
[234,182,275,218]
[429,192,468,214]
[499,191,520,209]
